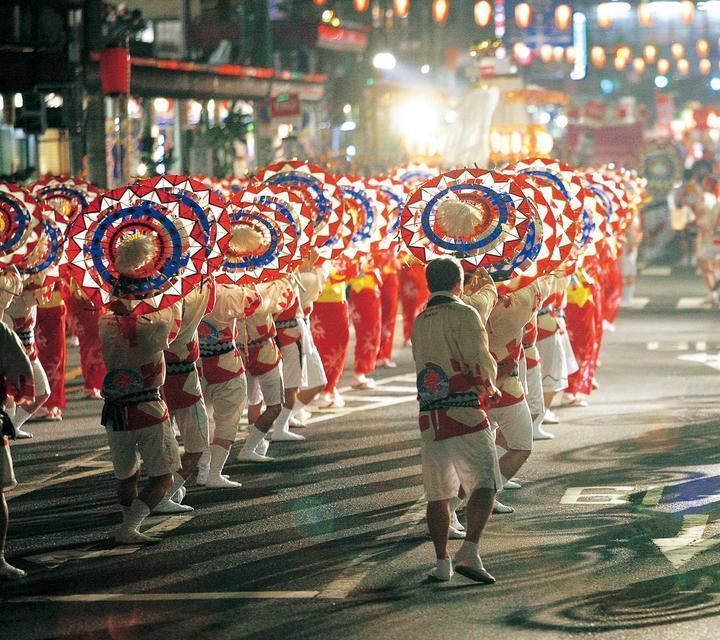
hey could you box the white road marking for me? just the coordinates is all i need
[8,591,321,603]
[626,297,650,310]
[26,515,195,568]
[652,515,720,569]
[677,352,720,371]
[8,450,113,502]
[646,342,659,351]
[696,341,708,351]
[642,266,672,276]
[677,297,709,309]
[560,486,638,505]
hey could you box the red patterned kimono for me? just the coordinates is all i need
[312,267,350,393]
[399,262,430,343]
[348,270,382,376]
[565,270,597,397]
[65,289,106,392]
[376,250,400,362]
[602,257,623,326]
[35,287,67,408]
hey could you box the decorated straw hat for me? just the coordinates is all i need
[400,168,534,272]
[66,184,207,316]
[136,174,232,277]
[17,203,67,291]
[0,183,43,267]
[233,182,315,265]
[215,200,298,286]
[366,176,409,241]
[337,175,380,245]
[31,176,101,224]
[391,162,441,190]
[486,174,554,282]
[255,161,344,251]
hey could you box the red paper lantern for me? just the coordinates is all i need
[312,0,327,5]
[474,0,492,27]
[555,4,572,30]
[353,0,370,11]
[515,2,532,29]
[432,0,449,24]
[99,47,131,95]
[637,2,652,27]
[394,0,410,17]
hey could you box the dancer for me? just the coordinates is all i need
[311,263,351,408]
[398,256,430,347]
[158,282,214,509]
[412,257,500,584]
[376,247,401,368]
[197,281,261,483]
[348,263,382,389]
[237,278,293,457]
[34,282,66,420]
[0,267,34,579]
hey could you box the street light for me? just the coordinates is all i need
[373,51,397,70]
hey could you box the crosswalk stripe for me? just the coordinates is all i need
[625,297,650,310]
[677,297,708,309]
[8,592,321,603]
[642,266,672,276]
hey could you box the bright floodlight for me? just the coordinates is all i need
[711,77,720,91]
[655,75,669,88]
[373,51,397,71]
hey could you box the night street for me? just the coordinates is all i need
[3,267,720,640]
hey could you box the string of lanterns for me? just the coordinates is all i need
[588,41,720,77]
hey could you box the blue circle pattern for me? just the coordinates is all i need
[521,170,570,201]
[0,192,29,253]
[224,210,280,271]
[18,221,61,275]
[400,170,435,186]
[578,207,595,248]
[379,188,404,234]
[487,216,538,281]
[175,192,212,244]
[264,173,332,226]
[39,186,89,210]
[341,187,375,242]
[88,202,187,298]
[256,195,298,235]
[588,185,613,223]
[422,183,512,253]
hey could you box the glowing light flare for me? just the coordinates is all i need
[681,0,694,24]
[312,0,327,6]
[597,4,612,28]
[614,55,628,71]
[677,58,690,75]
[644,44,657,63]
[671,42,685,60]
[353,0,370,11]
[394,0,409,18]
[697,39,710,57]
[566,46,577,63]
[657,58,670,74]
[432,0,449,24]
[474,0,492,27]
[540,44,553,63]
[555,4,572,30]
[638,2,652,27]
[699,58,712,75]
[515,2,532,29]
[553,46,565,63]
[633,57,646,73]
[591,46,606,68]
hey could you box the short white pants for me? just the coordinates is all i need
[537,333,569,393]
[171,398,210,454]
[524,364,545,428]
[31,358,50,399]
[0,440,16,490]
[247,363,284,407]
[301,344,328,390]
[421,428,502,502]
[202,374,247,443]
[280,342,306,389]
[489,400,533,451]
[105,421,181,480]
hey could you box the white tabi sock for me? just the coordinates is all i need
[168,471,185,500]
[122,499,151,533]
[272,406,293,435]
[13,407,32,429]
[455,540,483,569]
[240,426,268,454]
[290,399,307,418]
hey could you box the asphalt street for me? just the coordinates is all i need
[3,266,720,640]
